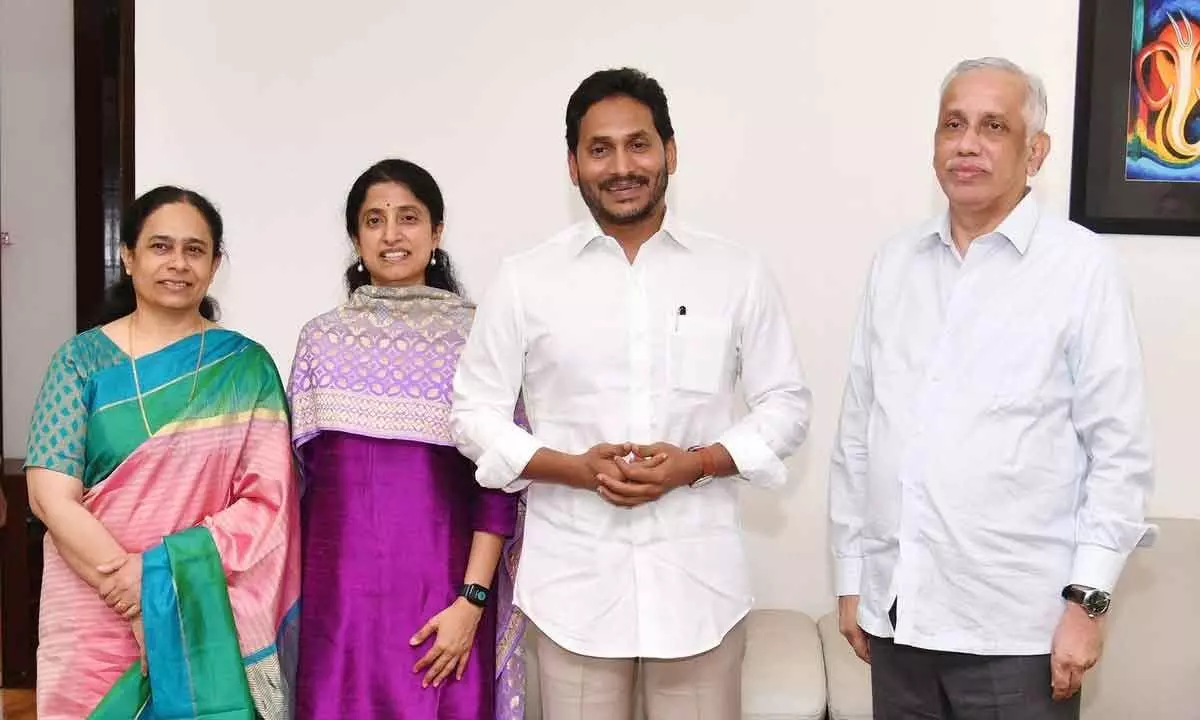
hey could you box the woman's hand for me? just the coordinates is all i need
[410,598,484,688]
[97,553,142,618]
[131,616,148,676]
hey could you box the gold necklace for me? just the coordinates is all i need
[128,314,207,436]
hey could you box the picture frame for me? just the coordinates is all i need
[1070,0,1200,236]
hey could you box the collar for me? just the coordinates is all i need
[921,189,1040,255]
[569,207,688,256]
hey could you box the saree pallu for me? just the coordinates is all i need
[494,495,528,720]
[31,329,300,719]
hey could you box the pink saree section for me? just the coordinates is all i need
[36,410,300,719]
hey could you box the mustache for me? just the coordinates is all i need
[599,175,649,191]
[947,160,989,172]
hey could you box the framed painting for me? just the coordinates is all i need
[1070,0,1200,235]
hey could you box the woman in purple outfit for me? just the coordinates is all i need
[288,159,526,719]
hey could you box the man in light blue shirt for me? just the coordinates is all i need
[830,57,1154,719]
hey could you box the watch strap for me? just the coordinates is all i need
[1061,585,1086,603]
[459,583,490,608]
[687,445,716,487]
[1061,584,1110,617]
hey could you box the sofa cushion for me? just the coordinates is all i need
[743,610,827,720]
[522,609,827,719]
[818,611,873,720]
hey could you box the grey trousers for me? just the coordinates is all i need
[868,634,1081,720]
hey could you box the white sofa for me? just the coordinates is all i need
[820,517,1200,720]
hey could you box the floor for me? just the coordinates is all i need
[1,689,35,719]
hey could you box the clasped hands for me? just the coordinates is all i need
[97,552,142,619]
[576,442,704,508]
[97,552,149,674]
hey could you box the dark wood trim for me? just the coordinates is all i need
[73,0,103,330]
[74,0,134,331]
[119,0,135,222]
[1,460,39,689]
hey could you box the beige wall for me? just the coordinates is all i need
[0,0,76,458]
[135,0,1200,618]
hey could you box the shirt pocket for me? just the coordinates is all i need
[985,322,1063,408]
[671,316,732,395]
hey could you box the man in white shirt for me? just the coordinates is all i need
[829,57,1154,720]
[451,67,811,719]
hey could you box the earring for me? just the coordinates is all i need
[429,251,438,267]
[356,259,364,272]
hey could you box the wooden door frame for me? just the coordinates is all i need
[75,0,135,330]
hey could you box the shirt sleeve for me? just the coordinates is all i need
[828,256,879,597]
[451,260,546,492]
[26,339,88,479]
[715,257,812,488]
[1066,250,1155,592]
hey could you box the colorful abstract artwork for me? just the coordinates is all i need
[1072,0,1200,234]
[1127,0,1200,181]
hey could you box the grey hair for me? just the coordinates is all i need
[940,57,1048,138]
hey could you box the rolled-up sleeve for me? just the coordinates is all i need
[471,485,519,537]
[451,260,545,492]
[1067,251,1155,592]
[716,258,811,488]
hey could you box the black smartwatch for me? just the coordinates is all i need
[1061,584,1111,618]
[459,583,490,608]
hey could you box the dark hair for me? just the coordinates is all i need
[92,185,224,327]
[343,158,463,297]
[565,67,675,154]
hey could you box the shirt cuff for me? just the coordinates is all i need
[1068,544,1129,593]
[716,424,788,488]
[474,425,544,493]
[834,557,863,597]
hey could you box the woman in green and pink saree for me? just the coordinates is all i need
[25,186,301,718]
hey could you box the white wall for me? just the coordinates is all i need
[135,0,1200,618]
[0,0,76,458]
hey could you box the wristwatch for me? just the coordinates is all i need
[1061,584,1111,618]
[459,583,490,608]
[687,445,716,488]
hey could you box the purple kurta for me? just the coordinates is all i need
[287,285,527,719]
[297,432,517,718]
